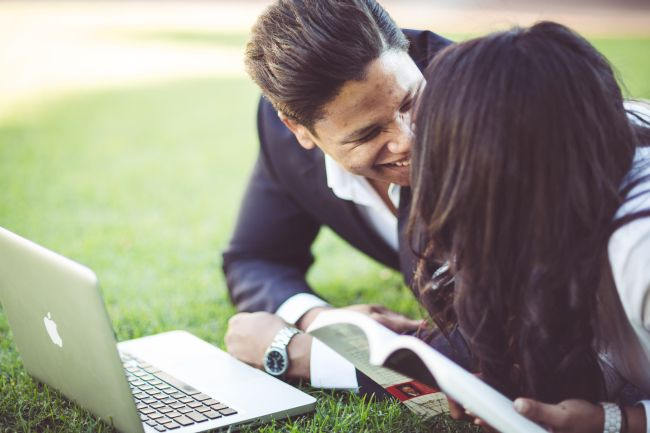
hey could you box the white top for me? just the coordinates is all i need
[607,146,650,407]
[324,155,401,250]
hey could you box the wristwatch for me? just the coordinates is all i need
[263,326,301,378]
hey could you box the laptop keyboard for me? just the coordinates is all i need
[121,353,238,431]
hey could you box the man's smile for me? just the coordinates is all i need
[378,156,411,168]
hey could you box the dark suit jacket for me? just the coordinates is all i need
[222,29,452,314]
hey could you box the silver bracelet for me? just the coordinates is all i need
[601,402,622,433]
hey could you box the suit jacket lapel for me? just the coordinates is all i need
[301,150,400,270]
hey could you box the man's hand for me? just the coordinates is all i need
[343,304,425,333]
[225,312,312,379]
[297,303,424,333]
[225,304,422,381]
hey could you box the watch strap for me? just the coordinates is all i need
[601,402,623,433]
[270,326,301,348]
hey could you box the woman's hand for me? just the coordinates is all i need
[446,395,498,432]
[514,398,604,433]
[448,396,619,433]
[516,398,647,433]
[451,397,603,432]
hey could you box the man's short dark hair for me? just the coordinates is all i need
[245,0,409,132]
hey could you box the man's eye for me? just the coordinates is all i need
[357,129,381,143]
[399,99,413,113]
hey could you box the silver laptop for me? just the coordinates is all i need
[0,226,316,433]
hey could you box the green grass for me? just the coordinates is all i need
[0,77,446,432]
[126,31,249,48]
[1,32,649,432]
[137,30,650,100]
[590,37,650,99]
[450,34,650,100]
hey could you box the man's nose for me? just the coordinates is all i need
[387,116,413,154]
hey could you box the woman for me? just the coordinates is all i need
[409,21,650,432]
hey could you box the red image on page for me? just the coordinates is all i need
[385,381,439,402]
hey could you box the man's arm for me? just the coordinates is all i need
[223,98,422,385]
[223,152,422,387]
[222,148,322,313]
[222,98,364,389]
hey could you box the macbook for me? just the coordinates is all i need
[0,226,316,432]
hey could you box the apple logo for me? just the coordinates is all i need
[43,312,63,348]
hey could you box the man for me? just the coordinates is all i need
[223,0,454,390]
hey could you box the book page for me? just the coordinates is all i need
[310,323,449,418]
[309,310,547,433]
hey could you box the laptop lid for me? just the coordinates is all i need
[0,226,144,433]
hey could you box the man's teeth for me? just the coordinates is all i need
[386,159,411,167]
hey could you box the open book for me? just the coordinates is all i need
[307,310,546,433]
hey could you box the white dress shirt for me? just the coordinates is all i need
[275,154,400,390]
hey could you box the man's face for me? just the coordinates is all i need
[287,50,424,186]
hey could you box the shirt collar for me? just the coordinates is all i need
[324,154,400,210]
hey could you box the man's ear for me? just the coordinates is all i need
[278,111,316,150]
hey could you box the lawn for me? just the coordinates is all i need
[0,32,649,432]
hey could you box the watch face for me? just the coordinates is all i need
[264,349,287,375]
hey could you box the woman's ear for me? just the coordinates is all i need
[278,111,316,150]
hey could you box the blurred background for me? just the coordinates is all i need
[1,0,649,117]
[0,1,649,430]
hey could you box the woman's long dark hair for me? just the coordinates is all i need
[409,21,650,403]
